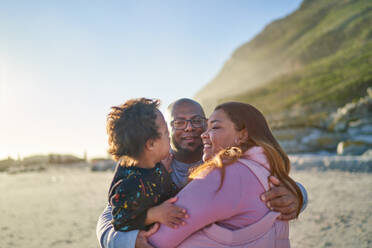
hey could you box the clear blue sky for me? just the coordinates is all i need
[0,0,302,159]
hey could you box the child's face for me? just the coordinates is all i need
[153,110,171,161]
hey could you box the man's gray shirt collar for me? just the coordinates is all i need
[170,158,203,188]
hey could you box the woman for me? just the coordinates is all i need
[148,102,303,247]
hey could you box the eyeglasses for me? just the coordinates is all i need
[171,116,206,130]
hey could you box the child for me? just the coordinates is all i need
[106,98,187,232]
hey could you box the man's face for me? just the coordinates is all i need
[170,103,206,154]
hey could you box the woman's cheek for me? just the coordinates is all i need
[210,134,220,151]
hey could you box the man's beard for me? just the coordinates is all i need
[172,139,203,155]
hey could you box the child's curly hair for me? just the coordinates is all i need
[106,98,160,165]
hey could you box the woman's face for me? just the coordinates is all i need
[201,109,243,161]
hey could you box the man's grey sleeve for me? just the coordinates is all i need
[96,204,139,248]
[296,182,308,212]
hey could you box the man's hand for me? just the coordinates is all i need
[146,197,188,228]
[135,223,159,248]
[260,176,299,221]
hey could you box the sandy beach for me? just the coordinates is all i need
[0,166,371,248]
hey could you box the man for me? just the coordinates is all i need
[96,98,308,248]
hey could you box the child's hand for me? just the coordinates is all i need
[147,196,188,229]
[161,152,174,173]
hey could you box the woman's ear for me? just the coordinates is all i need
[238,129,249,144]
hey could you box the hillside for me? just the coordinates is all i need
[195,0,372,129]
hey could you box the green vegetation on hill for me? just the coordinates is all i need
[196,0,372,127]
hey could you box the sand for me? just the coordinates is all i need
[289,170,372,247]
[0,166,371,248]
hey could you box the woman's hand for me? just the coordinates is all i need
[260,176,299,221]
[146,197,188,228]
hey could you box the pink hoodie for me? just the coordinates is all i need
[149,146,289,248]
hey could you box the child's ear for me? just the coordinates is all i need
[145,139,155,151]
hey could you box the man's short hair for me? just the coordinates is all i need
[106,98,160,161]
[167,98,205,119]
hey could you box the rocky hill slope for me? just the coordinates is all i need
[196,0,372,154]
